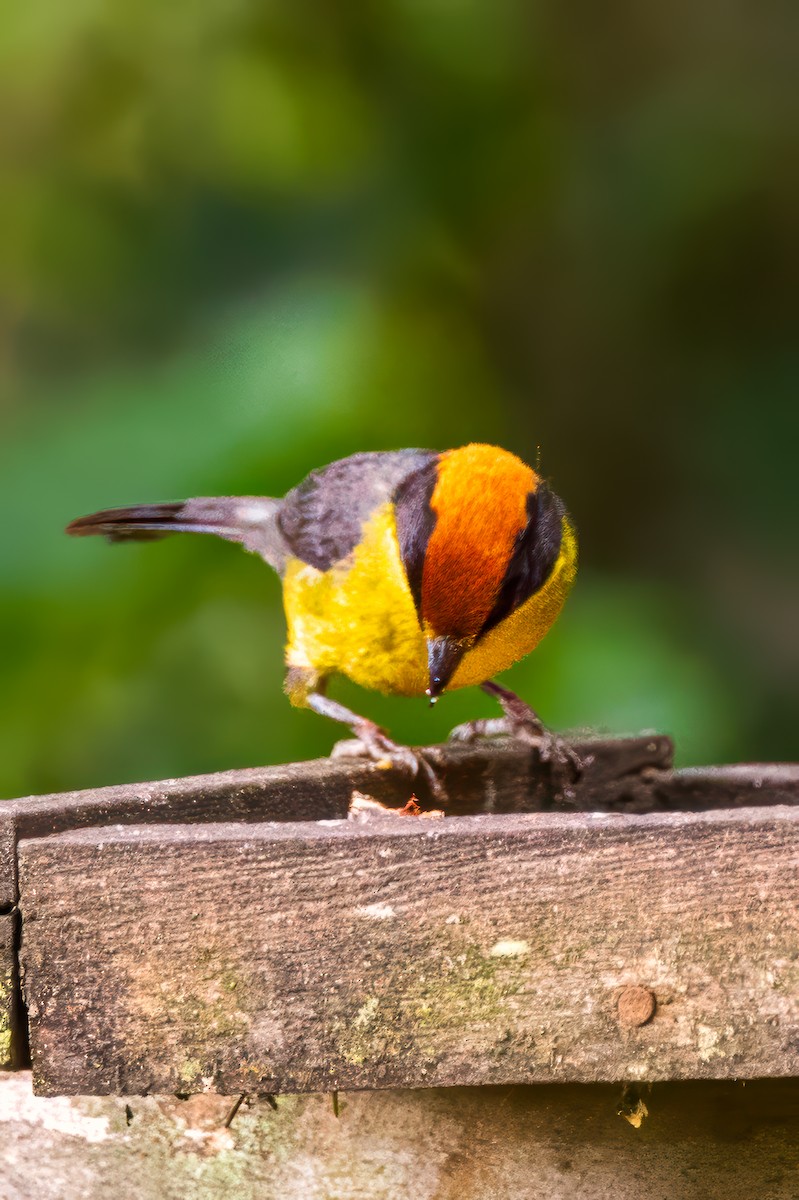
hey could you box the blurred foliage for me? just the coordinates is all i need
[0,0,796,797]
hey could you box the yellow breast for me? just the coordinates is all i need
[282,502,428,696]
[281,502,577,697]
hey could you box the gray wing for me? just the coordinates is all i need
[277,450,437,571]
[67,451,438,576]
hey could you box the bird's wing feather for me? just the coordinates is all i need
[277,450,436,571]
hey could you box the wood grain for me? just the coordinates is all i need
[0,813,15,911]
[19,806,799,1095]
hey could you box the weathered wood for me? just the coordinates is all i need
[0,733,685,1079]
[6,741,797,1090]
[427,733,675,813]
[0,757,408,911]
[7,758,374,840]
[0,912,16,1069]
[5,733,673,821]
[19,806,799,1095]
[0,812,16,912]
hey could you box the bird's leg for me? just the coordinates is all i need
[481,681,548,736]
[450,680,581,773]
[287,669,442,797]
[311,692,444,799]
[449,680,546,744]
[306,691,420,774]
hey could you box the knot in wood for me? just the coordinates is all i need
[617,986,656,1027]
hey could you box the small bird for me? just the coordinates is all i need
[67,444,577,786]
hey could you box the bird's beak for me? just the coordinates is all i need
[426,636,466,702]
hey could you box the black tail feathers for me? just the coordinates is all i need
[66,496,285,566]
[66,502,191,543]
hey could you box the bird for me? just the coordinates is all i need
[67,443,577,790]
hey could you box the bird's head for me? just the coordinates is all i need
[394,443,567,699]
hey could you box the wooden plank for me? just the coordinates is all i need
[10,743,796,917]
[18,806,799,1096]
[0,733,680,1078]
[428,733,675,814]
[6,758,376,840]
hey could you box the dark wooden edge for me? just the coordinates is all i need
[1,734,678,905]
[653,764,799,810]
[0,912,16,1069]
[21,800,799,848]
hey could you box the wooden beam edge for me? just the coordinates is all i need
[15,801,799,854]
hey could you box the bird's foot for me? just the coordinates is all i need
[332,721,418,774]
[451,680,582,777]
[332,721,445,800]
[449,716,515,744]
[450,713,580,774]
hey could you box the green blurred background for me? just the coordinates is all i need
[1,1,796,799]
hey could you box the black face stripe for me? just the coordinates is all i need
[478,482,566,639]
[394,457,440,614]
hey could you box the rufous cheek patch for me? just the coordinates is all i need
[421,444,536,640]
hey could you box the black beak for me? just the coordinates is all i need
[426,636,465,702]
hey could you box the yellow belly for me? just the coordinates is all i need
[282,501,577,697]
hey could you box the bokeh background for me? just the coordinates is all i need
[1,1,796,799]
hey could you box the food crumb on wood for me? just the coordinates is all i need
[348,791,444,820]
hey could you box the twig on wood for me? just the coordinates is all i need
[224,1094,245,1128]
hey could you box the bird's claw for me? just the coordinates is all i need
[449,715,581,775]
[515,725,582,774]
[449,717,512,744]
[332,723,446,801]
[351,723,408,775]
